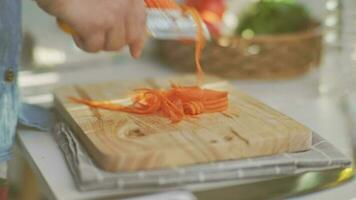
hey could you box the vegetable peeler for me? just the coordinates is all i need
[58,8,210,41]
[146,8,210,40]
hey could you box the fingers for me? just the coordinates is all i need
[74,19,145,54]
[70,0,147,55]
[75,33,105,53]
[126,0,147,58]
[104,23,126,51]
[129,39,145,59]
[72,35,84,49]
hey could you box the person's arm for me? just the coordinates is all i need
[35,0,147,58]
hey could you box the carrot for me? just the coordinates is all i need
[70,0,230,123]
[145,0,179,9]
[70,85,228,123]
[147,0,206,84]
[181,6,206,85]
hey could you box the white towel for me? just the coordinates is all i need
[54,122,351,193]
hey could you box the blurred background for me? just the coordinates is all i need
[18,0,356,105]
[10,0,356,199]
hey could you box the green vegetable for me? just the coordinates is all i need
[236,0,311,36]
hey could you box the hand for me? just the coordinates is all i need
[36,0,147,58]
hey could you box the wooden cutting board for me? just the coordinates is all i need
[54,75,312,172]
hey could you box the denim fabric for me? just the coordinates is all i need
[0,1,55,164]
[0,0,22,162]
[19,103,55,132]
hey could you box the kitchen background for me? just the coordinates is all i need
[8,0,356,199]
[20,0,356,103]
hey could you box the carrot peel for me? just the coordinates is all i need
[70,86,228,123]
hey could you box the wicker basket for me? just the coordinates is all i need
[157,25,323,79]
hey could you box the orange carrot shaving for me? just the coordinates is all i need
[70,0,229,123]
[145,0,179,9]
[147,0,206,84]
[181,6,206,85]
[70,85,228,123]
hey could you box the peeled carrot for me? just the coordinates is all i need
[70,0,230,123]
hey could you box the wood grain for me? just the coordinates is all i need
[54,75,312,172]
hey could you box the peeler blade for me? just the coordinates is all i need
[146,9,211,41]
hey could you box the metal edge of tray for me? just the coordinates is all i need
[194,167,354,200]
[100,167,354,200]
